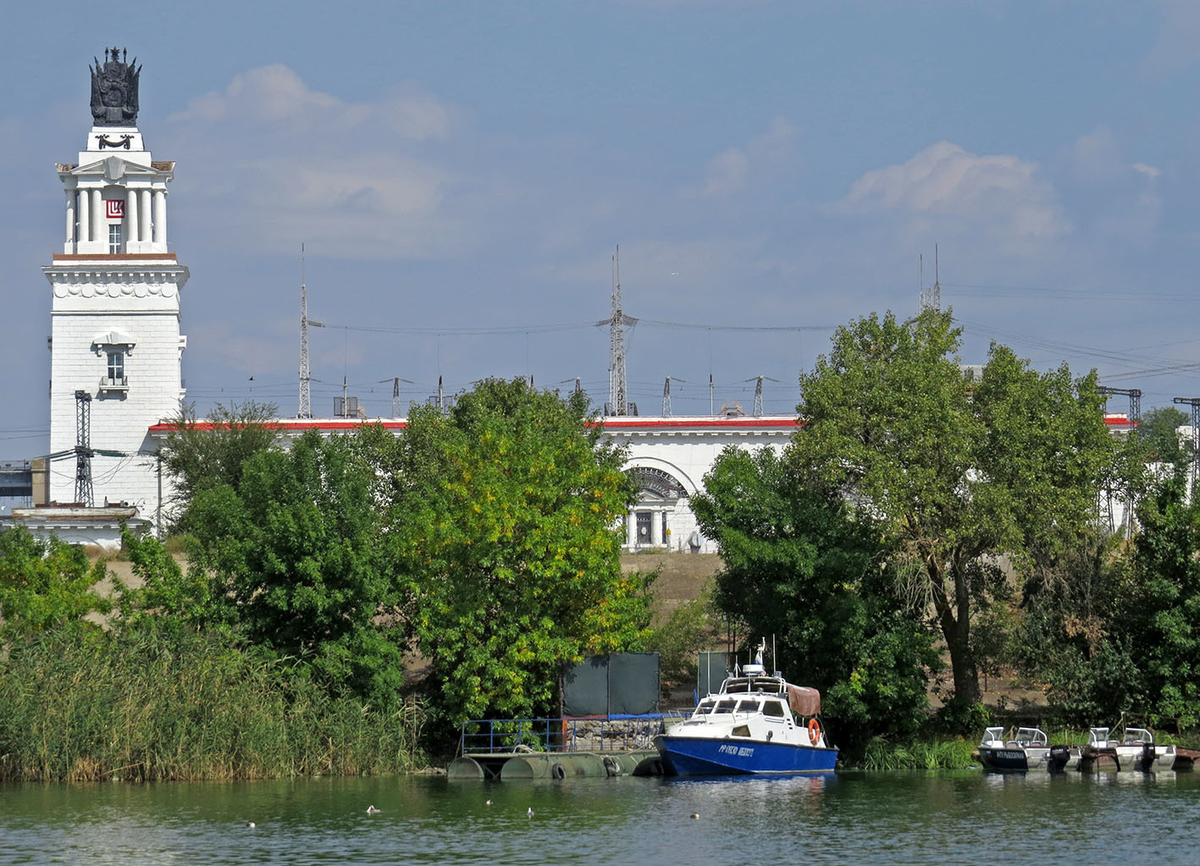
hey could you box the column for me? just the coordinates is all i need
[92,189,105,244]
[65,190,75,246]
[625,512,637,548]
[153,189,167,247]
[126,189,138,251]
[79,189,90,244]
[650,511,662,546]
[140,189,152,243]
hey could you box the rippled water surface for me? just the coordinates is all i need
[3,769,1199,863]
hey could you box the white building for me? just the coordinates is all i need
[42,49,187,520]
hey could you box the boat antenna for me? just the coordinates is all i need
[772,634,777,676]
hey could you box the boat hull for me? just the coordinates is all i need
[655,734,838,776]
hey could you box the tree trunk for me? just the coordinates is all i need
[927,556,981,705]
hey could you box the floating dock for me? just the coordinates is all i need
[448,749,658,781]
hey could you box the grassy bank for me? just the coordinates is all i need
[0,627,426,782]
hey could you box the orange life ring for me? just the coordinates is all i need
[808,718,821,745]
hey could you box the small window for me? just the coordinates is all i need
[763,701,785,718]
[106,351,125,384]
[108,224,122,254]
[736,699,760,713]
[693,700,715,717]
[715,699,738,713]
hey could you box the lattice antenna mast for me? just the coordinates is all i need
[74,390,94,506]
[298,243,312,418]
[602,247,637,416]
[918,253,925,312]
[931,244,941,312]
[746,375,781,417]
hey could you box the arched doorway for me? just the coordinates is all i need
[624,465,688,549]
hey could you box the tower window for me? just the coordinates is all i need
[106,351,125,385]
[108,224,122,254]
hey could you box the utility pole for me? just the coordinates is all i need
[1174,397,1200,486]
[662,376,686,416]
[1098,386,1142,425]
[746,375,781,416]
[74,390,93,506]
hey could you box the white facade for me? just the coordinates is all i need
[43,117,188,518]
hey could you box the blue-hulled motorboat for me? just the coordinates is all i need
[654,645,837,776]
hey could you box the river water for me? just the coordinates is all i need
[3,769,1199,864]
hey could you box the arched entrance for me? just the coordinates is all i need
[624,465,689,549]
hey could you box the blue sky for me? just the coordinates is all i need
[3,0,1200,456]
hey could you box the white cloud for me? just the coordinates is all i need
[162,65,465,259]
[841,141,1070,241]
[1133,162,1161,181]
[693,116,798,198]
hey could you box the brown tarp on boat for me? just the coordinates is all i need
[788,685,821,717]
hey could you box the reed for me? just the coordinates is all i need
[0,627,426,782]
[858,737,978,771]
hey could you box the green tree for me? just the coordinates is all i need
[1137,406,1190,464]
[184,428,407,703]
[158,400,280,529]
[690,446,938,747]
[791,309,1114,707]
[1122,460,1200,726]
[385,378,651,730]
[0,526,109,645]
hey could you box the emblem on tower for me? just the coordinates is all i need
[90,47,141,127]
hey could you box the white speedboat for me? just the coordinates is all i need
[653,643,837,776]
[1081,727,1176,772]
[977,726,1078,772]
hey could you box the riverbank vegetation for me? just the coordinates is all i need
[0,378,653,780]
[692,309,1200,759]
[6,308,1200,778]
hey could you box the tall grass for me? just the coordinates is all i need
[858,737,978,770]
[0,627,425,782]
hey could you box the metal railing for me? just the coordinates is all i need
[460,714,687,755]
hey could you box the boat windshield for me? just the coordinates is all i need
[715,699,738,713]
[763,700,786,718]
[736,699,761,713]
[1123,728,1154,745]
[692,700,716,717]
[1015,727,1048,746]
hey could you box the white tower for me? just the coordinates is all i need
[42,49,188,514]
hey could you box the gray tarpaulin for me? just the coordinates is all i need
[562,653,661,717]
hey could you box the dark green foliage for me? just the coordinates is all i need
[0,625,424,781]
[0,525,109,644]
[1137,406,1190,464]
[158,400,279,530]
[690,446,939,751]
[184,429,406,705]
[1122,463,1200,727]
[790,309,1114,705]
[385,378,652,732]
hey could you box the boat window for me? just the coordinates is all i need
[715,699,738,713]
[692,700,715,716]
[762,701,785,718]
[736,700,761,713]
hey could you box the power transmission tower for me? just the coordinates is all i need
[662,376,686,416]
[379,376,414,417]
[74,390,93,506]
[919,246,942,312]
[1174,397,1200,486]
[298,244,312,418]
[1098,386,1142,425]
[746,375,781,416]
[599,247,637,415]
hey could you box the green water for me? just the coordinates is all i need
[2,770,1199,864]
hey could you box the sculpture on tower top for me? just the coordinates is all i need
[90,47,140,127]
